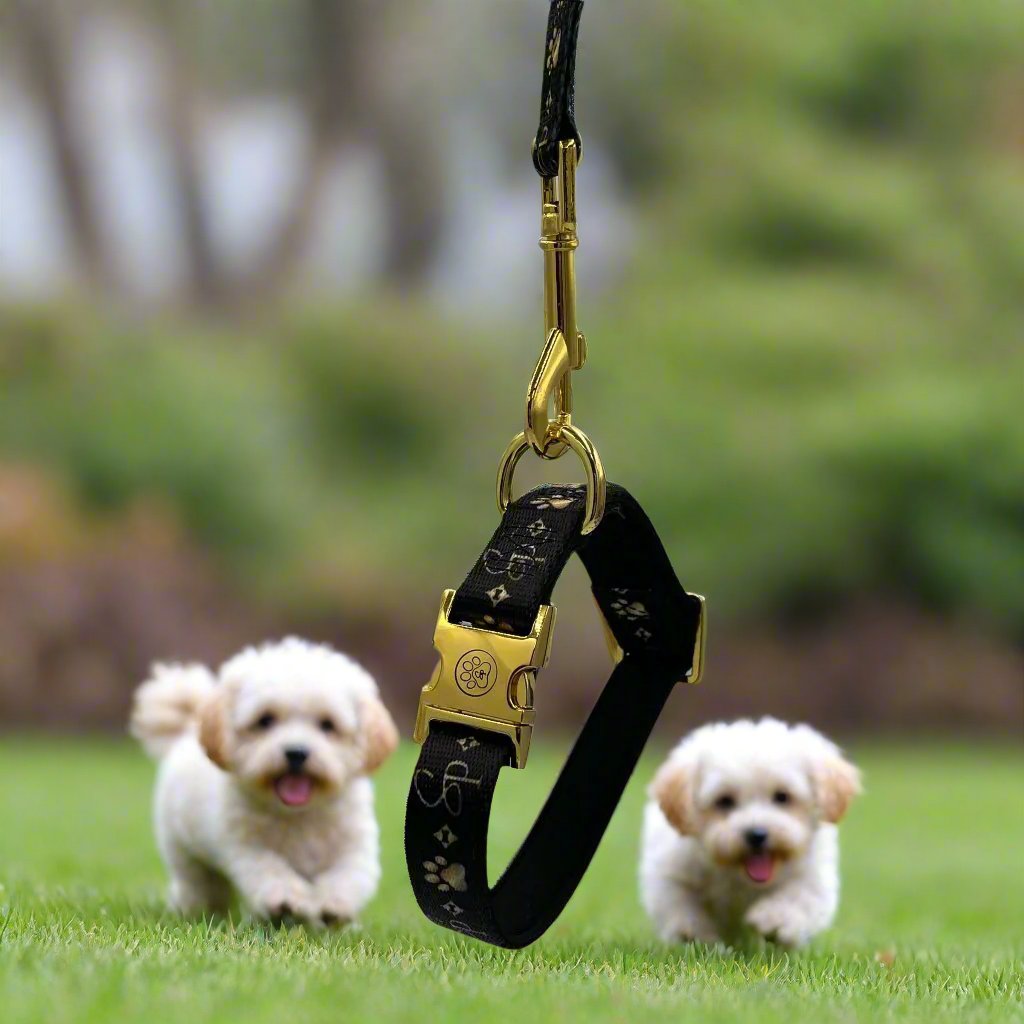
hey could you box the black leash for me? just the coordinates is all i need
[533,0,584,178]
[404,2,707,949]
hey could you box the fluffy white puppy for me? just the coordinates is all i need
[130,637,398,926]
[640,717,860,948]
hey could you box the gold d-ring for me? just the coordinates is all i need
[496,424,606,535]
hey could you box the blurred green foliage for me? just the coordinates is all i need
[2,0,1022,636]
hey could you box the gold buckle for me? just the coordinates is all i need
[596,593,707,685]
[413,590,557,768]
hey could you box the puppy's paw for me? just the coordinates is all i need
[667,928,721,946]
[318,906,355,929]
[744,900,810,949]
[659,914,721,946]
[247,879,318,926]
[314,885,359,929]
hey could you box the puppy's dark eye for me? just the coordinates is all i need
[714,794,736,811]
[319,717,337,734]
[254,712,276,730]
[773,790,791,805]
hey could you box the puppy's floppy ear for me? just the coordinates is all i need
[815,754,861,823]
[198,687,231,770]
[361,697,399,774]
[651,757,697,836]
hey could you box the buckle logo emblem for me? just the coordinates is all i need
[455,650,498,696]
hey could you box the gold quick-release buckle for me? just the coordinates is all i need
[413,590,556,769]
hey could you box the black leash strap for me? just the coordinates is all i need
[533,0,584,177]
[405,485,703,947]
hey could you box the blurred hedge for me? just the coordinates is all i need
[1,288,1021,641]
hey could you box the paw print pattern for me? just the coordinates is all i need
[610,597,649,622]
[422,855,467,892]
[529,491,578,512]
[457,653,495,693]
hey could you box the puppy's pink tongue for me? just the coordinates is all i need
[744,852,775,883]
[274,774,313,807]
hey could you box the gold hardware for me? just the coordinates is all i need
[413,590,556,768]
[496,423,606,535]
[497,137,604,533]
[687,596,707,684]
[526,328,572,461]
[597,594,707,685]
[595,596,625,669]
[524,139,589,460]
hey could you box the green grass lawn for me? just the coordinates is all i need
[0,737,1021,1024]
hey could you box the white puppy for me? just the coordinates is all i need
[130,637,399,926]
[640,718,860,948]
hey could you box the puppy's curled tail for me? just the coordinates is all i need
[130,663,216,759]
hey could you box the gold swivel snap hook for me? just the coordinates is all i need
[499,138,606,534]
[525,139,586,459]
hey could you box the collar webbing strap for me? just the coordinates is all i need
[405,484,702,947]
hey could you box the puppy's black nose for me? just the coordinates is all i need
[744,827,769,851]
[284,747,309,770]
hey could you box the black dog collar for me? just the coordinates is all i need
[405,484,705,947]
[405,1,705,949]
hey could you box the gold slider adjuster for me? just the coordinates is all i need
[413,589,557,768]
[596,593,707,686]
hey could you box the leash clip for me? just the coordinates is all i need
[497,139,607,536]
[526,139,586,459]
[413,590,557,768]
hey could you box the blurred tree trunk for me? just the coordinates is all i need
[15,0,447,309]
[246,0,446,298]
[372,94,446,289]
[365,0,446,289]
[241,0,365,301]
[13,0,116,291]
[156,1,227,309]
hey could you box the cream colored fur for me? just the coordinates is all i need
[130,637,398,927]
[640,717,860,948]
